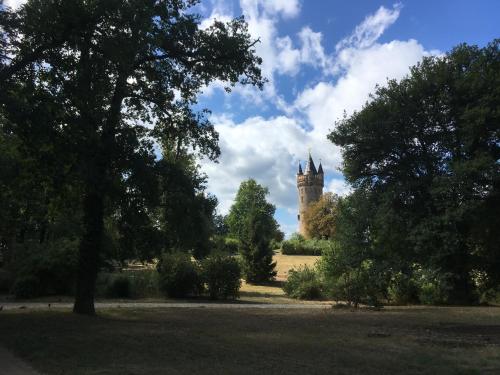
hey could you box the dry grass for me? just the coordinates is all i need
[1,306,499,374]
[237,251,321,303]
[273,251,320,281]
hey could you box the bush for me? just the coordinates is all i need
[128,269,160,298]
[283,265,323,300]
[11,238,78,298]
[96,269,160,299]
[157,251,202,298]
[0,269,13,293]
[212,236,239,255]
[201,253,241,300]
[105,274,131,298]
[387,271,420,305]
[11,275,42,299]
[281,237,329,256]
[320,242,383,307]
[269,239,282,251]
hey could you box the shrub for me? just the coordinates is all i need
[269,239,282,251]
[105,274,131,298]
[11,275,42,299]
[128,269,160,298]
[320,242,383,307]
[283,265,323,300]
[240,240,277,283]
[387,271,420,305]
[408,267,455,305]
[11,238,78,298]
[212,236,240,255]
[157,251,202,298]
[201,253,241,300]
[0,269,13,293]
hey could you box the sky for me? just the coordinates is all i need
[5,0,500,236]
[191,0,499,236]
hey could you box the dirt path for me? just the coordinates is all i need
[0,346,41,375]
[1,301,332,311]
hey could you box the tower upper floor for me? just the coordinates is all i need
[297,154,324,188]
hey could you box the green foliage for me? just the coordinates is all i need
[11,275,42,299]
[283,265,324,300]
[212,236,239,255]
[105,274,131,299]
[227,179,277,283]
[201,253,241,300]
[328,40,500,304]
[414,268,455,305]
[127,269,161,299]
[269,239,282,251]
[320,241,384,307]
[95,269,160,299]
[157,252,202,298]
[158,158,218,260]
[1,0,265,313]
[387,271,420,305]
[11,238,79,298]
[281,236,328,255]
[302,193,339,240]
[0,269,13,293]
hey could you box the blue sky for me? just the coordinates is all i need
[6,0,498,236]
[192,0,499,236]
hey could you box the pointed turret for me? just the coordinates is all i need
[297,161,303,175]
[317,162,323,175]
[305,153,317,175]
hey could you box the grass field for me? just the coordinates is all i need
[237,252,321,303]
[273,251,320,281]
[0,306,499,374]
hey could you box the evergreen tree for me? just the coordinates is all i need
[227,179,277,283]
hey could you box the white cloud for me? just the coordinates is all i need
[240,0,300,19]
[336,3,402,51]
[327,179,352,197]
[200,3,439,231]
[201,114,312,214]
[297,27,334,73]
[4,0,26,9]
[295,39,430,139]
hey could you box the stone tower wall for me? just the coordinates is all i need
[297,174,323,237]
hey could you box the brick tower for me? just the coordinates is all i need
[296,153,324,237]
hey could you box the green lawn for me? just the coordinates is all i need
[0,306,499,374]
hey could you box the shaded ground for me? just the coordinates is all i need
[0,306,499,375]
[0,346,40,375]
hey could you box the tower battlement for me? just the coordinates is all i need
[296,153,324,238]
[296,173,323,188]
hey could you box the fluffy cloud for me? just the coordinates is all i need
[3,0,26,9]
[199,4,439,236]
[201,115,311,214]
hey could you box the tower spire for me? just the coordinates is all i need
[298,161,303,175]
[305,152,317,175]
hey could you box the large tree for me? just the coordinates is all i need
[329,40,500,303]
[227,179,277,283]
[302,192,339,240]
[1,0,264,314]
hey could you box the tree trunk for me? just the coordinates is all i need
[73,190,104,315]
